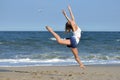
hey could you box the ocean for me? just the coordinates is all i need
[0,31,120,67]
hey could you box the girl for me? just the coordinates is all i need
[46,5,85,69]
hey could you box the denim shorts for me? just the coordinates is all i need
[66,36,78,48]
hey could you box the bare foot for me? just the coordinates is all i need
[46,26,53,32]
[80,64,86,69]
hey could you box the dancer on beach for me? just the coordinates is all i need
[46,5,85,69]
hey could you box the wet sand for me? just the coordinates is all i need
[0,65,120,80]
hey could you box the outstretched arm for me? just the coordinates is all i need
[68,5,75,21]
[62,5,78,32]
[62,10,70,22]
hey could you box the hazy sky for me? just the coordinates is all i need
[0,0,120,31]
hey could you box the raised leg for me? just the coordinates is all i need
[46,26,71,45]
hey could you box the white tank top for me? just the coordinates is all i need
[73,27,81,44]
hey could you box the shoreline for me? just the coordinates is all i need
[0,63,120,67]
[0,65,120,80]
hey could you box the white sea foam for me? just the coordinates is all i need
[50,37,65,41]
[50,37,56,41]
[0,58,120,67]
[0,58,74,63]
[116,39,120,42]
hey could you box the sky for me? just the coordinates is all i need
[0,0,120,31]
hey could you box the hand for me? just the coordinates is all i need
[62,10,66,16]
[68,5,71,10]
[46,26,53,32]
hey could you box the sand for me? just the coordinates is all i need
[0,65,120,80]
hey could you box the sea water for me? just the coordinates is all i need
[0,31,120,67]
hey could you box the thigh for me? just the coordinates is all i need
[70,48,78,57]
[59,39,71,45]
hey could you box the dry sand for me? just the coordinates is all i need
[0,65,120,80]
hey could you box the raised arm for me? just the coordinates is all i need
[68,5,75,21]
[62,5,77,32]
[62,10,70,22]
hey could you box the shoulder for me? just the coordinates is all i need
[73,24,80,31]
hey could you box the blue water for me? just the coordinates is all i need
[0,31,120,67]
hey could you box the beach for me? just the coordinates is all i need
[0,65,120,80]
[0,32,120,80]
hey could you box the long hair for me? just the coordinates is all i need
[65,22,73,33]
